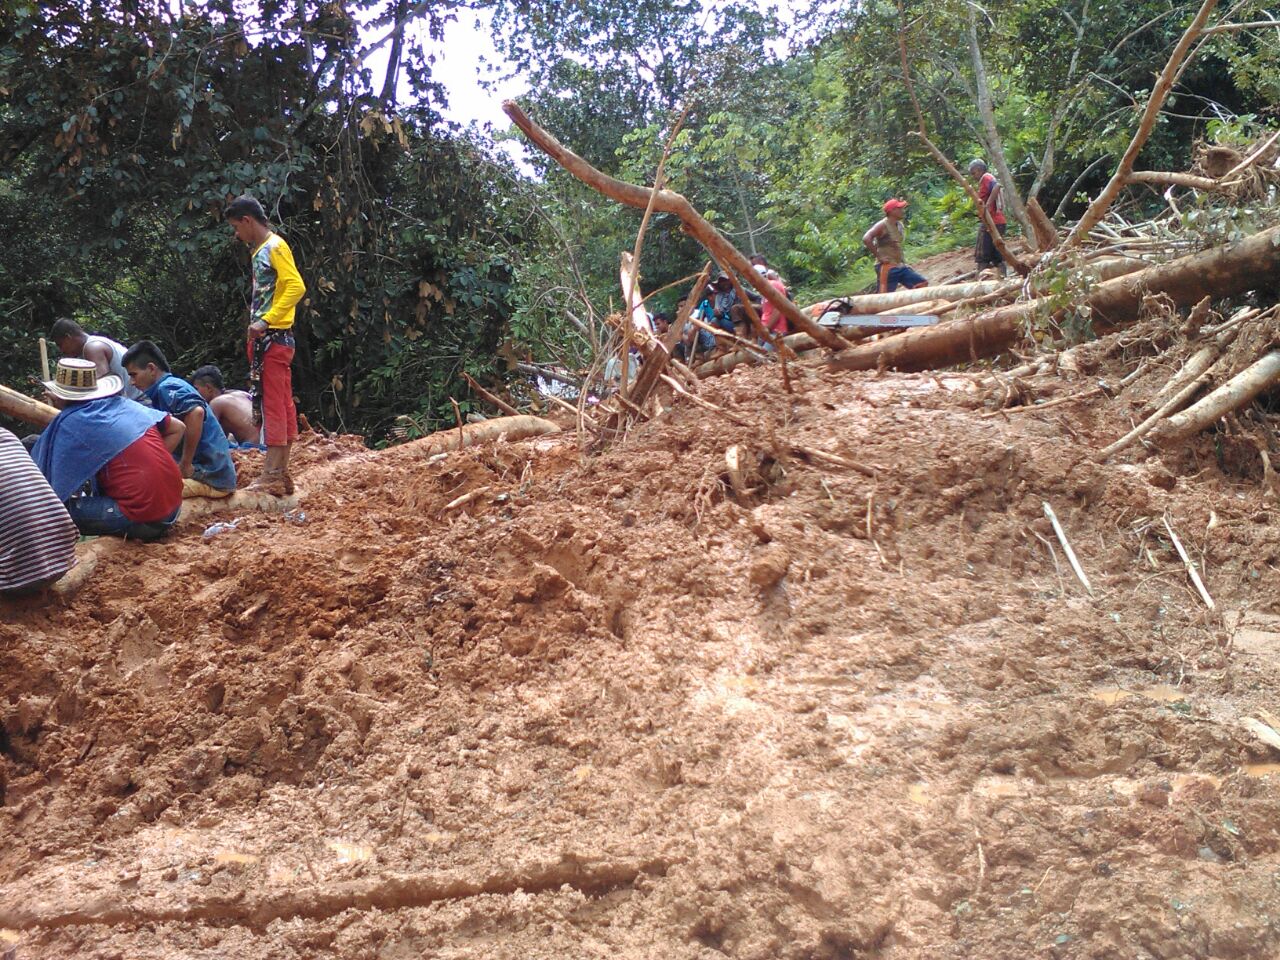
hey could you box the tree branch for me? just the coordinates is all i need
[1061,0,1222,251]
[502,101,847,352]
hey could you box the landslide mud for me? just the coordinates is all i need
[4,355,1280,959]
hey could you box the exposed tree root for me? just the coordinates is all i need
[0,855,675,932]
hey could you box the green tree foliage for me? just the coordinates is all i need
[0,0,529,438]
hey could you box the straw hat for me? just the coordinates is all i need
[43,358,123,401]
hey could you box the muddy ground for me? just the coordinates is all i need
[3,342,1280,959]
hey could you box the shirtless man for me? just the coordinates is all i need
[191,365,260,445]
[862,198,929,293]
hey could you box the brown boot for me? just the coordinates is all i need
[248,469,290,497]
[281,471,295,496]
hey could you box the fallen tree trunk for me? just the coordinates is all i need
[1089,224,1280,326]
[694,327,870,378]
[1149,351,1280,446]
[503,101,847,352]
[1127,170,1235,191]
[808,256,1144,318]
[0,383,57,428]
[383,416,560,463]
[829,224,1280,374]
[807,280,1008,317]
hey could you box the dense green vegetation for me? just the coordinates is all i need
[1,0,1276,438]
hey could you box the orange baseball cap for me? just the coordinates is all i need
[884,198,909,214]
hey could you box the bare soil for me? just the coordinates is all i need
[4,347,1280,959]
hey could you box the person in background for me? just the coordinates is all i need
[968,159,1008,277]
[750,254,769,276]
[708,273,753,338]
[191,364,261,448]
[224,194,306,496]
[673,296,716,364]
[759,269,792,337]
[122,341,237,498]
[49,317,144,401]
[0,427,78,597]
[33,358,185,541]
[863,198,929,294]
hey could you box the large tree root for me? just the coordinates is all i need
[0,856,673,932]
[1149,351,1280,447]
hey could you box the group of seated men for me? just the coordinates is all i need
[648,256,793,369]
[0,319,271,596]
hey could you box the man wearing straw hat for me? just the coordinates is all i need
[32,358,185,541]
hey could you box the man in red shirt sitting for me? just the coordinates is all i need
[32,359,186,541]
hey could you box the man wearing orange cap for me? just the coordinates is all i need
[862,198,929,294]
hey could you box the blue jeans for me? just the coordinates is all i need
[65,496,179,541]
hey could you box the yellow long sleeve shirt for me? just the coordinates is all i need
[250,233,306,330]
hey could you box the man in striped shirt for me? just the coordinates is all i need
[0,428,78,596]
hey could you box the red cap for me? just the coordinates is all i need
[884,198,909,214]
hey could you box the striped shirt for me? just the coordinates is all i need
[0,428,78,592]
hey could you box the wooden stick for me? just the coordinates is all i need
[1222,128,1280,178]
[790,446,881,477]
[450,398,465,450]
[39,338,50,382]
[981,386,1104,417]
[502,101,846,352]
[461,372,519,417]
[1097,356,1227,460]
[442,486,491,513]
[1061,0,1221,250]
[1043,501,1093,596]
[658,373,752,427]
[543,393,599,429]
[689,316,771,358]
[1162,514,1214,609]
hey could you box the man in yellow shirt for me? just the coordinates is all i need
[224,195,306,496]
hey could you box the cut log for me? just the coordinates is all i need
[382,415,560,463]
[1149,352,1280,447]
[1089,225,1280,326]
[0,383,57,428]
[829,224,1280,374]
[1127,170,1236,192]
[503,101,847,352]
[807,256,1143,318]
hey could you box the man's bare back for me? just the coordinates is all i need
[212,390,258,444]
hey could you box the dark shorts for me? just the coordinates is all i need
[976,222,1008,268]
[878,264,928,293]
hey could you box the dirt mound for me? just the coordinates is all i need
[3,350,1280,958]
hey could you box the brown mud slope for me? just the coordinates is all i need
[3,357,1280,959]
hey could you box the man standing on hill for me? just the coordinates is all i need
[863,199,929,294]
[50,318,145,401]
[968,159,1007,277]
[224,195,306,496]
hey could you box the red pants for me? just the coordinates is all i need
[261,343,297,446]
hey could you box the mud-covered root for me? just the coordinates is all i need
[1150,351,1280,447]
[0,854,676,932]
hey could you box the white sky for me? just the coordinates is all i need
[361,10,526,132]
